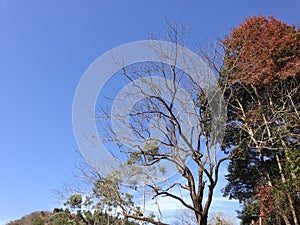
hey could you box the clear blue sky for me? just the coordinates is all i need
[0,0,299,224]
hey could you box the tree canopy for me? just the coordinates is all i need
[223,15,299,86]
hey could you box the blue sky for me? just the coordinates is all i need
[0,0,299,224]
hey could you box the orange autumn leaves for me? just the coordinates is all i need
[223,15,300,86]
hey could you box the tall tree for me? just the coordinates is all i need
[221,15,300,225]
[72,23,229,225]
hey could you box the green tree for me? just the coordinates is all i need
[65,194,83,211]
[51,211,71,225]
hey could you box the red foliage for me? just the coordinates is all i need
[255,185,275,224]
[223,15,300,86]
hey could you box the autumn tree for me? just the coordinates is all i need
[221,15,300,225]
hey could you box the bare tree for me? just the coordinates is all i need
[72,23,231,225]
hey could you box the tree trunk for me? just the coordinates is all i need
[281,213,292,225]
[275,154,299,225]
[200,214,208,225]
[195,213,208,225]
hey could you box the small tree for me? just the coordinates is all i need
[65,194,83,211]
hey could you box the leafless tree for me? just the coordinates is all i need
[72,23,233,225]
